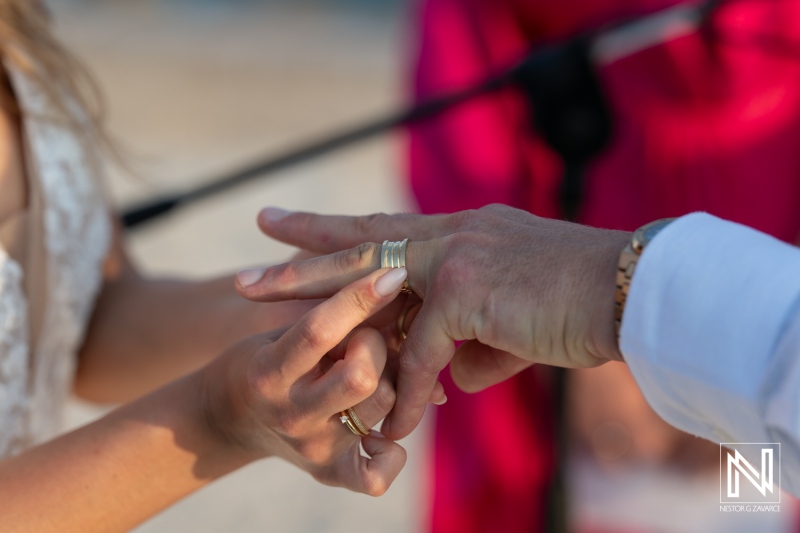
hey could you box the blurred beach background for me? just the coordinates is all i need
[50,1,797,532]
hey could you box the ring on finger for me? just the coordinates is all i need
[339,408,370,437]
[381,239,412,293]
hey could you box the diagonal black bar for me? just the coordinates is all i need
[121,68,518,228]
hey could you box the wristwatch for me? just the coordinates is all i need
[614,218,677,339]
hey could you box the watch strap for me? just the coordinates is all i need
[614,242,639,339]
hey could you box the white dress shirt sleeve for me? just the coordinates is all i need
[620,212,800,497]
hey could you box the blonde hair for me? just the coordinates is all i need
[0,0,107,146]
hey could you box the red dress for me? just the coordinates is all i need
[406,0,800,531]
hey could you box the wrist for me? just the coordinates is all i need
[193,350,271,465]
[609,218,678,363]
[117,368,258,484]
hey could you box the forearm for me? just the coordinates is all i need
[620,213,800,492]
[76,273,312,403]
[0,371,251,532]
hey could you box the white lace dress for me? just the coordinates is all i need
[0,67,111,457]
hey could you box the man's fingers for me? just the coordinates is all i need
[449,339,535,392]
[237,241,432,302]
[258,208,449,254]
[380,304,455,440]
[273,268,408,377]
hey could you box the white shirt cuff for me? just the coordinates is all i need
[620,212,800,447]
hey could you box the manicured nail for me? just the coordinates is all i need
[260,207,291,223]
[375,268,407,297]
[432,394,448,406]
[237,268,265,288]
[369,430,386,439]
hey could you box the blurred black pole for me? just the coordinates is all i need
[121,68,519,228]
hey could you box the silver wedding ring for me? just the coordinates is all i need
[381,239,412,293]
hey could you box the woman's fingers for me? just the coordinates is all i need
[237,243,381,301]
[236,241,433,302]
[449,339,535,393]
[271,268,408,379]
[328,434,407,496]
[342,374,397,434]
[257,207,449,254]
[312,328,388,414]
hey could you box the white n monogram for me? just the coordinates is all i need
[727,448,774,498]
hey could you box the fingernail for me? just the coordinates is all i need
[259,207,291,223]
[369,430,386,439]
[432,394,448,406]
[237,268,265,288]
[375,268,407,297]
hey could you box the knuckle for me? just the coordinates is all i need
[295,314,335,353]
[335,243,378,273]
[246,346,283,395]
[399,347,441,378]
[434,251,479,291]
[247,370,277,401]
[343,363,378,397]
[479,203,517,224]
[354,242,379,268]
[354,212,387,236]
[443,209,478,231]
[480,203,508,214]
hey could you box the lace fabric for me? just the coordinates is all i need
[0,67,111,457]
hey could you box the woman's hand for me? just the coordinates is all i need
[0,268,414,533]
[234,204,631,440]
[202,267,411,495]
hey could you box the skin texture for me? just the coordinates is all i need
[0,268,411,532]
[236,203,632,440]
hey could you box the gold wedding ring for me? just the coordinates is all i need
[381,239,412,293]
[339,408,370,437]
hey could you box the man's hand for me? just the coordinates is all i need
[235,204,630,440]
